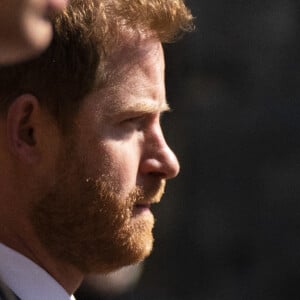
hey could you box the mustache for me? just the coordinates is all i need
[88,176,166,209]
[130,180,166,205]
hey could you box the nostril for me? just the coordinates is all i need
[148,171,166,178]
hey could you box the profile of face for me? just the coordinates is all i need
[0,0,68,64]
[31,38,180,273]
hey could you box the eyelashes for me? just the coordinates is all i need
[120,115,147,131]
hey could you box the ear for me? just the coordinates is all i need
[6,94,42,164]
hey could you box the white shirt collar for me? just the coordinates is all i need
[0,243,75,300]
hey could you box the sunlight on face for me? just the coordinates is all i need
[31,37,178,273]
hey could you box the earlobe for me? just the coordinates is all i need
[6,94,41,163]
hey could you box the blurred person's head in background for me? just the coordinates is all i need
[0,0,68,64]
[0,0,193,295]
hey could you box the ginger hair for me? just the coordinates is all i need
[0,0,193,128]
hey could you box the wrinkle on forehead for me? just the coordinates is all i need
[92,38,167,118]
[106,38,164,90]
[109,34,163,69]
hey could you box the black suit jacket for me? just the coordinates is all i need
[0,278,20,300]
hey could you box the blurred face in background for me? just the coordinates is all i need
[0,0,68,64]
[31,37,180,273]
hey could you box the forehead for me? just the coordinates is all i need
[85,38,167,116]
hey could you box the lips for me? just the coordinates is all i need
[131,181,166,216]
[133,203,152,216]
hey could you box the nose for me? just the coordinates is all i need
[49,0,69,10]
[139,126,180,180]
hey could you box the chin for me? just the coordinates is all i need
[84,219,155,274]
[31,159,158,275]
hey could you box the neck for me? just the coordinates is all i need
[0,222,84,294]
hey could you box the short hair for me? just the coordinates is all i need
[0,0,193,129]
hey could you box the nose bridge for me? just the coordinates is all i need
[145,124,180,179]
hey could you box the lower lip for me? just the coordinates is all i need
[133,204,151,216]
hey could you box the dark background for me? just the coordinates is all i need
[76,0,300,299]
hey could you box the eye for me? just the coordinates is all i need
[120,115,147,131]
[123,116,144,123]
[122,115,145,123]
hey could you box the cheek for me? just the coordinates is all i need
[98,141,142,191]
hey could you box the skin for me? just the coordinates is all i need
[0,37,179,294]
[0,0,68,64]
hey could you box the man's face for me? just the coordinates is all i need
[31,38,180,273]
[0,0,68,64]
